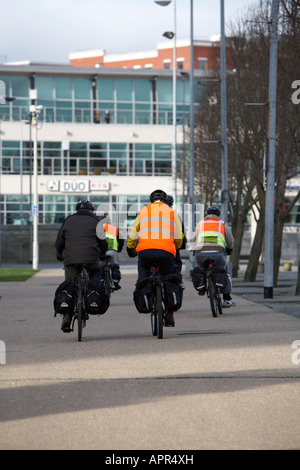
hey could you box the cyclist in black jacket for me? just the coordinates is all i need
[55,200,108,332]
[55,200,108,280]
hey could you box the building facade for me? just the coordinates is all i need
[0,61,206,235]
[69,39,220,71]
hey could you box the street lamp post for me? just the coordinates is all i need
[189,0,195,228]
[30,104,43,270]
[155,0,177,206]
[264,0,279,299]
[220,0,228,223]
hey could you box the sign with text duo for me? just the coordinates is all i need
[48,180,110,192]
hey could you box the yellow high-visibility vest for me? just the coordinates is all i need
[197,218,226,247]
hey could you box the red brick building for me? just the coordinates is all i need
[69,39,220,71]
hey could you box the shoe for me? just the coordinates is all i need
[61,313,72,333]
[113,281,121,290]
[222,296,236,308]
[164,313,175,327]
[197,285,206,296]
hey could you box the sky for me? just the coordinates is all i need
[1,0,258,64]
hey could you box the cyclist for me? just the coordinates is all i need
[127,189,183,326]
[191,205,236,307]
[101,213,124,290]
[55,200,108,332]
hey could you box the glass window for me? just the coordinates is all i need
[157,80,172,103]
[89,142,107,173]
[11,76,29,98]
[116,79,132,101]
[56,100,72,122]
[134,80,151,101]
[135,143,152,158]
[36,76,54,99]
[198,59,207,71]
[55,77,72,99]
[110,143,127,159]
[74,78,91,99]
[155,143,171,159]
[97,78,114,100]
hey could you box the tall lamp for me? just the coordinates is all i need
[155,0,177,206]
[30,104,43,270]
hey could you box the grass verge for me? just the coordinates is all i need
[0,268,39,282]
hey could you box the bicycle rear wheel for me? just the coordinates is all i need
[156,283,164,339]
[207,275,219,317]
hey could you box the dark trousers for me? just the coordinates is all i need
[64,261,102,281]
[138,249,175,280]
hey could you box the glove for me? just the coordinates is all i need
[127,246,137,258]
[226,247,232,255]
[56,252,63,262]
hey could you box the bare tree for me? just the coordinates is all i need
[189,0,300,285]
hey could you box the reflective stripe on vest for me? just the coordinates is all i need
[197,218,226,247]
[136,202,176,256]
[104,223,118,251]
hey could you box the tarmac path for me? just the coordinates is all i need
[0,265,299,451]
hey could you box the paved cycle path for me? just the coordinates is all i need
[0,265,299,450]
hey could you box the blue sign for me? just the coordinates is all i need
[32,204,38,215]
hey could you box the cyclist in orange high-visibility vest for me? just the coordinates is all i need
[127,189,184,326]
[191,205,236,308]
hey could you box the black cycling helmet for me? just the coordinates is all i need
[166,195,174,207]
[207,205,221,217]
[150,189,167,203]
[76,200,95,211]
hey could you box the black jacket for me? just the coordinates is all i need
[55,210,107,265]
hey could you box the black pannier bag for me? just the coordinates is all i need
[86,278,110,315]
[213,267,227,291]
[54,279,74,316]
[191,266,206,292]
[163,272,184,312]
[133,277,154,313]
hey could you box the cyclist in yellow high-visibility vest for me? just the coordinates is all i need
[191,205,236,308]
[102,215,124,290]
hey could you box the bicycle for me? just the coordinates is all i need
[150,259,166,339]
[203,259,223,318]
[71,264,90,341]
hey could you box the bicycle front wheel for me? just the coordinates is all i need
[207,275,219,318]
[156,284,164,339]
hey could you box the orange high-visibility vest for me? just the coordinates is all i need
[104,223,118,251]
[197,218,226,247]
[136,202,176,257]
